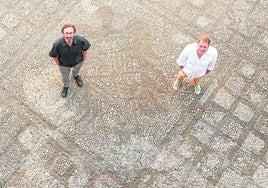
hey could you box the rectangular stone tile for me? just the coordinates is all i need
[39,141,59,162]
[137,112,180,145]
[90,174,120,187]
[4,173,33,188]
[239,60,256,79]
[140,162,204,188]
[18,127,45,151]
[254,114,268,136]
[257,30,268,48]
[50,154,76,179]
[148,173,186,187]
[24,9,50,29]
[2,0,18,6]
[14,1,34,17]
[234,102,255,123]
[14,20,37,42]
[214,88,236,110]
[0,27,7,41]
[242,132,266,155]
[264,152,268,163]
[249,4,268,26]
[152,148,184,171]
[255,69,268,90]
[7,139,77,187]
[244,83,268,112]
[209,135,238,156]
[2,34,23,55]
[0,162,13,184]
[0,133,12,155]
[220,117,245,141]
[229,33,249,54]
[225,75,247,96]
[198,152,230,181]
[253,165,268,187]
[8,156,65,188]
[217,169,257,187]
[40,0,74,14]
[185,168,210,187]
[230,1,254,22]
[199,81,218,105]
[167,161,194,185]
[211,18,234,43]
[177,3,198,22]
[76,133,157,183]
[195,16,214,29]
[206,1,234,17]
[174,137,202,161]
[201,104,225,127]
[40,138,107,188]
[0,4,8,17]
[250,39,267,60]
[232,149,259,176]
[1,12,22,29]
[237,19,263,39]
[191,120,215,145]
[2,113,29,138]
[38,140,76,180]
[0,144,27,184]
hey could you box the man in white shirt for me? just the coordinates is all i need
[173,35,218,95]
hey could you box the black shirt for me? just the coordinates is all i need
[49,35,91,67]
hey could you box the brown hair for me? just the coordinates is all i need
[61,23,76,33]
[198,35,210,45]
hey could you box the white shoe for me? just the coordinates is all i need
[194,84,201,95]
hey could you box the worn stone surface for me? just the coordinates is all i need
[0,0,267,187]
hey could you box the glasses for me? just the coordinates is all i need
[64,32,74,35]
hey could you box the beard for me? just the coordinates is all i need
[65,37,73,43]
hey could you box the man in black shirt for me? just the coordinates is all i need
[49,23,91,98]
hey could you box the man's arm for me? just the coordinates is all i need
[176,44,191,68]
[53,57,60,65]
[206,47,218,72]
[49,42,60,65]
[82,50,88,60]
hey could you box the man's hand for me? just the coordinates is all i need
[53,57,60,65]
[82,50,88,60]
[205,69,211,75]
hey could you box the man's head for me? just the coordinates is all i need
[197,35,210,57]
[61,23,76,43]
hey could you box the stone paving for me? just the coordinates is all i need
[0,0,267,187]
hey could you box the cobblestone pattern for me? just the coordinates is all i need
[0,0,267,187]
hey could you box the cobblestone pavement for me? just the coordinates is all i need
[0,0,267,187]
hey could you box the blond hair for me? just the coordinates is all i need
[198,35,210,45]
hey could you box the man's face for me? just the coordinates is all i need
[197,40,209,56]
[63,27,75,43]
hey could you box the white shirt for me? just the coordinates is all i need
[176,43,218,78]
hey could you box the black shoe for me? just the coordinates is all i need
[74,75,83,87]
[61,87,68,98]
